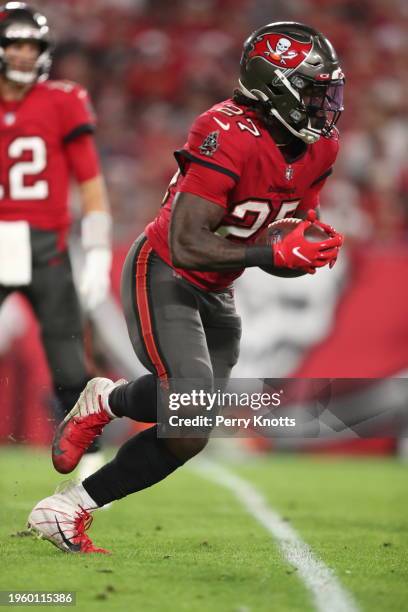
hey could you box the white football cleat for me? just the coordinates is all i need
[27,482,109,554]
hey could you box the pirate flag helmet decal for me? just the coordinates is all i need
[239,22,345,144]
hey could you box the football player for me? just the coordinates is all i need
[28,22,344,553]
[0,3,112,475]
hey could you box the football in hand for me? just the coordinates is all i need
[259,217,331,276]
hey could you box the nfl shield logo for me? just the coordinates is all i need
[285,166,294,181]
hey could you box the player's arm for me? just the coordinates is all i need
[77,174,110,215]
[170,193,341,273]
[170,192,247,270]
[65,134,112,310]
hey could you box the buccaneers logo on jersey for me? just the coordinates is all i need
[199,130,220,157]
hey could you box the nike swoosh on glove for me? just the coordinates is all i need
[272,214,343,274]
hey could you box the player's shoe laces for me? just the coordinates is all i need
[27,482,108,554]
[52,377,126,474]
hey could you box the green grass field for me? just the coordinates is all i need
[0,447,407,612]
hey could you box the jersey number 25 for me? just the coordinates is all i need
[216,199,300,239]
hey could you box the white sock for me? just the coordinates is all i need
[101,386,117,419]
[102,379,127,419]
[76,483,100,510]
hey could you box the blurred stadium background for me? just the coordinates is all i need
[0,0,407,455]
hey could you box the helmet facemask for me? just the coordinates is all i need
[264,71,344,142]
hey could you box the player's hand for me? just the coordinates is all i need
[272,214,343,274]
[305,209,344,270]
[305,209,343,242]
[79,248,112,311]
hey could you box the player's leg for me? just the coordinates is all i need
[28,236,214,551]
[81,236,214,506]
[51,234,213,474]
[203,289,242,384]
[25,234,90,417]
[110,236,214,430]
[53,230,209,466]
[24,238,104,472]
[201,291,242,439]
[107,373,157,422]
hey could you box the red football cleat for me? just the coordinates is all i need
[52,377,126,474]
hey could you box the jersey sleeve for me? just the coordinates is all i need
[54,82,96,143]
[175,112,246,181]
[177,161,236,208]
[174,111,248,208]
[65,133,101,183]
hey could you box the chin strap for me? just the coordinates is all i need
[269,107,321,144]
[268,69,322,144]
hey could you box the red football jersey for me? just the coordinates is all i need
[0,80,96,232]
[146,98,339,291]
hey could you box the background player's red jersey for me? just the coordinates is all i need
[146,98,339,291]
[0,80,95,233]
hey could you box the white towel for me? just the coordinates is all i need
[0,221,32,286]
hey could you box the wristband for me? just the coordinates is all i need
[81,211,112,251]
[244,246,273,268]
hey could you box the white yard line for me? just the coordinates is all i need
[193,458,359,612]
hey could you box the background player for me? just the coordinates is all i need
[0,3,112,477]
[28,21,344,553]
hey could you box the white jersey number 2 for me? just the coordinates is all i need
[0,136,48,200]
